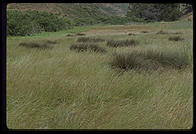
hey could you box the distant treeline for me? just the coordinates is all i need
[7,4,192,36]
[7,10,133,36]
[127,3,192,22]
[7,10,73,36]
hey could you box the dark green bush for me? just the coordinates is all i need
[7,10,73,36]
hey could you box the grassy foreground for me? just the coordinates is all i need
[6,21,193,129]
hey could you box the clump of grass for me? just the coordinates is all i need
[172,32,183,34]
[128,33,136,36]
[70,43,107,53]
[110,49,189,71]
[45,40,57,44]
[19,42,53,49]
[106,39,138,48]
[76,33,86,36]
[156,30,169,34]
[141,31,149,33]
[77,37,105,42]
[168,36,184,41]
[66,34,74,37]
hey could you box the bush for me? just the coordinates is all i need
[106,39,138,48]
[168,36,184,41]
[70,43,106,53]
[77,37,105,42]
[7,10,73,36]
[19,42,53,49]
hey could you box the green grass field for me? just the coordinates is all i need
[6,20,193,129]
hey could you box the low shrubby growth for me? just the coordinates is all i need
[106,39,138,48]
[7,10,73,36]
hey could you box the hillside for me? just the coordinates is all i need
[7,3,129,18]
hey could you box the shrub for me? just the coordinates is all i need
[7,10,73,36]
[70,43,107,53]
[106,39,138,48]
[110,49,189,71]
[168,36,184,41]
[19,42,53,49]
[77,37,105,42]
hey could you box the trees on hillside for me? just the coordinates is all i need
[127,3,192,22]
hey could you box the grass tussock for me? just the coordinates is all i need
[156,31,183,35]
[70,43,107,53]
[66,34,74,37]
[77,37,105,42]
[141,31,149,33]
[76,33,86,36]
[106,39,138,48]
[156,30,169,34]
[110,49,189,71]
[128,33,136,36]
[45,40,57,44]
[19,42,53,49]
[172,32,183,34]
[168,36,184,41]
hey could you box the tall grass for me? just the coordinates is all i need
[7,20,193,129]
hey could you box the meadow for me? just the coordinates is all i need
[6,20,193,129]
